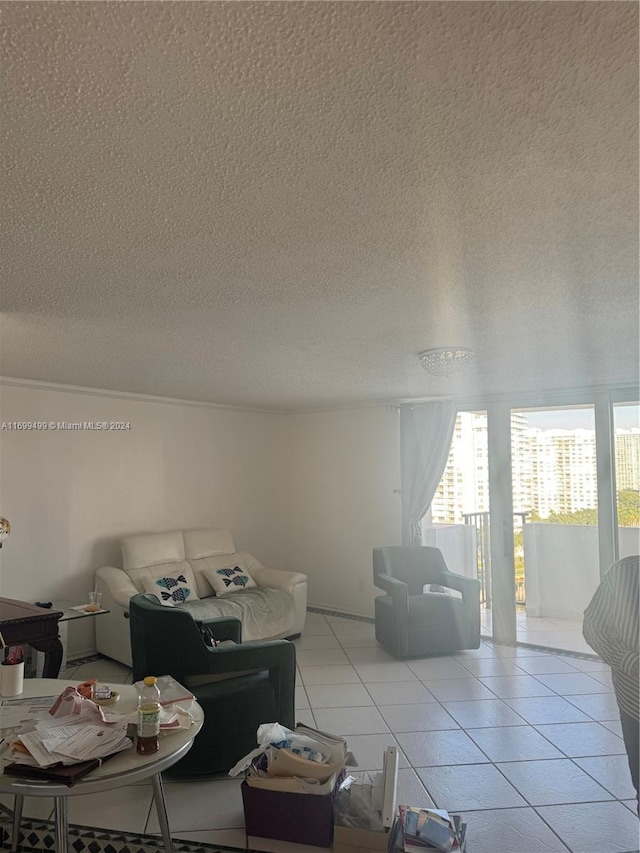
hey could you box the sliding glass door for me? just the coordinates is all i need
[421,389,637,652]
[421,410,492,635]
[510,405,599,653]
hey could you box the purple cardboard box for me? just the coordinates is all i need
[241,770,345,848]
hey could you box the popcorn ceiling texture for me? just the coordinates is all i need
[1,2,638,410]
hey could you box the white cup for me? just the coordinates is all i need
[1,661,25,697]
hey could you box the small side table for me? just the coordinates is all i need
[48,599,110,624]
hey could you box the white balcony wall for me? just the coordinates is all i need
[422,524,478,578]
[523,523,638,620]
[618,526,640,559]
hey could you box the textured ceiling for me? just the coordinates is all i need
[1,1,638,410]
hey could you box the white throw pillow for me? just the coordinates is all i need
[202,565,257,597]
[126,560,199,595]
[142,573,198,606]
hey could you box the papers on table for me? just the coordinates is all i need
[2,684,194,772]
[0,697,58,729]
[17,719,132,766]
[1,691,133,768]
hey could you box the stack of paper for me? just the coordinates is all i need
[13,720,131,767]
[4,686,132,769]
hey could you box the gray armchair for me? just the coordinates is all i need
[373,546,481,657]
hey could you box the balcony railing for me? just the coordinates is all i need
[462,511,529,607]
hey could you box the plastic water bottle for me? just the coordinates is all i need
[136,676,161,754]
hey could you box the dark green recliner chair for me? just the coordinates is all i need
[373,546,481,658]
[129,593,296,777]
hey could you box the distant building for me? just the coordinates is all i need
[431,415,640,524]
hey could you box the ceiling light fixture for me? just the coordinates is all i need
[419,347,474,377]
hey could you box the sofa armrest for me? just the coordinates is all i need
[96,566,139,609]
[239,551,307,593]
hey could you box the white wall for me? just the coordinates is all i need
[284,406,402,617]
[0,383,285,657]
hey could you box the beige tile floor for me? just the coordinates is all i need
[481,606,593,655]
[5,612,638,853]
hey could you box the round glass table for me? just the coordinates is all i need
[0,679,203,853]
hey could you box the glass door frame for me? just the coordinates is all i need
[453,383,638,645]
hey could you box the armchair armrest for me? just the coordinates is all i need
[239,551,307,593]
[190,639,297,733]
[438,570,481,645]
[96,566,139,609]
[438,570,481,598]
[187,636,296,678]
[197,616,243,644]
[374,572,409,607]
[373,572,409,657]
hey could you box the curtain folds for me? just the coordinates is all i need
[400,401,457,545]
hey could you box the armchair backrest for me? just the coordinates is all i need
[129,593,205,682]
[373,546,449,595]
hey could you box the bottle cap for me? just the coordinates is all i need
[143,676,157,686]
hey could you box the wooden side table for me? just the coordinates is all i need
[0,599,64,678]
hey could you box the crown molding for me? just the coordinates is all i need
[0,376,286,416]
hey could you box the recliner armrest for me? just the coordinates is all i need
[239,551,307,593]
[96,566,139,609]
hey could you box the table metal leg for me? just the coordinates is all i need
[11,795,23,852]
[151,773,173,853]
[53,797,68,853]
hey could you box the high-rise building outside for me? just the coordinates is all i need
[431,414,640,524]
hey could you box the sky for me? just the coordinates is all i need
[525,405,639,431]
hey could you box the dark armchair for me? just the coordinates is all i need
[373,546,481,658]
[129,593,296,777]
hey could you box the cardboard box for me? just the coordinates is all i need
[333,822,396,852]
[242,769,345,848]
[333,747,398,853]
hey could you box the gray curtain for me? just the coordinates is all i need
[400,401,457,545]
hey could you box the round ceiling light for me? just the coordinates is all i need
[419,347,474,377]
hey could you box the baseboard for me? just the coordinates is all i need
[66,646,98,664]
[307,603,374,622]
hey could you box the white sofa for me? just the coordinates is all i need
[95,528,307,667]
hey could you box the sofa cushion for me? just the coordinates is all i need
[181,588,295,642]
[142,573,198,606]
[126,560,200,598]
[188,554,248,598]
[203,565,257,597]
